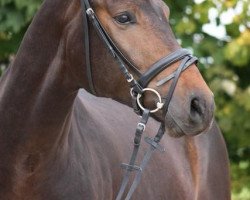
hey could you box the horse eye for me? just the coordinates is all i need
[114,12,135,25]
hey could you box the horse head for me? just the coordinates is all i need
[73,0,215,137]
[0,1,231,199]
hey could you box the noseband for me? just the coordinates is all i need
[80,0,197,199]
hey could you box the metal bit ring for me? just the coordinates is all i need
[136,88,164,113]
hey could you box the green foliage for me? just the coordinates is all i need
[225,31,250,67]
[0,0,41,61]
[232,161,250,200]
[0,0,250,198]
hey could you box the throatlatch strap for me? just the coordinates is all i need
[116,110,150,200]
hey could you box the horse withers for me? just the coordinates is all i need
[0,0,230,199]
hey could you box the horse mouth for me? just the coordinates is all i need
[164,114,186,137]
[164,112,213,138]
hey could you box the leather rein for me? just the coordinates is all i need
[80,0,198,199]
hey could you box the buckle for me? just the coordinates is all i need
[137,123,146,132]
[127,74,134,83]
[86,8,94,16]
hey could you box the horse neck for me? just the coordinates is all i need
[0,0,94,158]
[0,1,118,196]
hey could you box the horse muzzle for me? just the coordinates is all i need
[164,89,215,137]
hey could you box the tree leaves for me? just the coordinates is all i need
[0,0,41,60]
[225,30,250,67]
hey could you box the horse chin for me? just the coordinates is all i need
[165,125,186,138]
[164,114,209,138]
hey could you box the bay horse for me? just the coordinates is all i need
[0,0,230,199]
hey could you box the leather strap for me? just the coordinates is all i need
[124,56,196,199]
[81,0,96,94]
[125,123,165,200]
[156,56,198,87]
[85,6,141,77]
[138,49,190,88]
[84,7,143,95]
[163,56,192,113]
[116,110,150,200]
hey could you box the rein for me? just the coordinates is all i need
[80,0,198,199]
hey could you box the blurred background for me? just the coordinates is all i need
[0,0,249,199]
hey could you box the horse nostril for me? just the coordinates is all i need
[190,98,204,123]
[191,98,202,115]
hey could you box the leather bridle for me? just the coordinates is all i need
[80,0,198,199]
